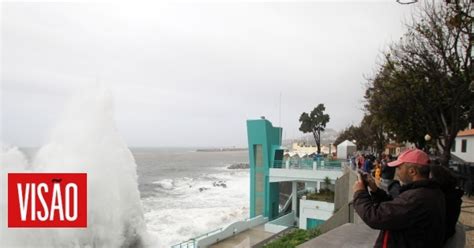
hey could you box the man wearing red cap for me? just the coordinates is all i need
[353,148,446,248]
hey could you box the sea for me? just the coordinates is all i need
[2,90,250,248]
[133,148,250,247]
[16,147,249,248]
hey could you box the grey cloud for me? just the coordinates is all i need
[1,2,414,147]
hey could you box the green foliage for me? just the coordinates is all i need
[364,1,473,165]
[334,114,389,157]
[334,125,357,147]
[324,176,331,190]
[306,189,334,203]
[263,228,321,248]
[299,104,330,154]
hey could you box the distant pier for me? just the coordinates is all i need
[196,148,248,152]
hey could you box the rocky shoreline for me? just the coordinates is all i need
[227,163,249,169]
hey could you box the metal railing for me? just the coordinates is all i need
[273,159,342,170]
[171,216,268,248]
[171,240,195,248]
[171,227,222,248]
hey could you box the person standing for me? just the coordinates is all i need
[374,159,382,183]
[430,164,463,244]
[352,149,446,248]
[363,156,373,173]
[380,154,396,192]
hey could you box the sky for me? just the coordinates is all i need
[1,1,418,148]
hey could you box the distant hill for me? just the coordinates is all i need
[282,128,340,147]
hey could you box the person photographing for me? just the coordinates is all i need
[352,149,446,248]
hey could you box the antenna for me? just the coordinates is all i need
[279,92,282,127]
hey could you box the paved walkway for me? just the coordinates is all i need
[209,224,274,248]
[297,223,378,248]
[297,195,473,248]
[459,196,474,248]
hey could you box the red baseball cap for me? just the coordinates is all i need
[388,149,430,167]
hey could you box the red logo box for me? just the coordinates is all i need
[8,173,87,228]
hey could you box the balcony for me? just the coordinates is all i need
[273,159,342,171]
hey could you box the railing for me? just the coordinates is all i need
[195,215,268,247]
[171,227,223,248]
[264,211,296,234]
[172,216,268,248]
[171,240,195,248]
[273,159,342,170]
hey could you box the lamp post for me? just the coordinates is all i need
[396,0,417,4]
[424,134,431,154]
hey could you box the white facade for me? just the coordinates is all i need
[269,168,342,183]
[452,135,474,163]
[299,199,334,230]
[290,143,336,156]
[264,212,296,233]
[336,140,357,159]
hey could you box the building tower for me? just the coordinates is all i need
[247,118,283,220]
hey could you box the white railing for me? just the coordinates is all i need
[264,211,296,233]
[171,240,195,248]
[178,215,268,248]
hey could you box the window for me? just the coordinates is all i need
[461,139,467,153]
[255,197,264,216]
[451,141,456,152]
[254,144,265,216]
[255,172,264,192]
[389,148,396,155]
[255,145,263,167]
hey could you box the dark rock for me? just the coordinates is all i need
[213,181,227,188]
[227,163,249,169]
[199,187,209,192]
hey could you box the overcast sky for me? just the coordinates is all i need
[1,1,417,148]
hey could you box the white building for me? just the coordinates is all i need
[452,128,474,163]
[299,199,334,230]
[291,142,336,156]
[336,140,356,159]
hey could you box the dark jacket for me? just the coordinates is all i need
[442,187,463,242]
[364,159,373,173]
[353,180,446,248]
[381,162,396,180]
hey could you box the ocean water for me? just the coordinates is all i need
[1,89,249,248]
[11,147,250,248]
[133,148,250,247]
[1,90,147,248]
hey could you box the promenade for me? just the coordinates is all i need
[459,196,474,247]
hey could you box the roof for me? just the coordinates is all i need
[338,140,356,147]
[458,129,474,137]
[386,143,403,149]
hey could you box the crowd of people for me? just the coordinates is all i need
[348,149,464,248]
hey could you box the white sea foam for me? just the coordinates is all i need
[153,179,175,190]
[0,145,30,247]
[144,170,250,247]
[1,87,250,248]
[0,88,148,247]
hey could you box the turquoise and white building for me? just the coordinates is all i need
[247,117,343,230]
[172,118,344,247]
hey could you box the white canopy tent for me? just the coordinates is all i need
[336,140,357,159]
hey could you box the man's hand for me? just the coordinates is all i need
[366,174,378,192]
[353,179,366,193]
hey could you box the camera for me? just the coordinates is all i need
[358,170,369,187]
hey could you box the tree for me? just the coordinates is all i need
[334,114,389,157]
[324,176,331,191]
[360,114,390,158]
[365,1,473,166]
[334,125,358,147]
[299,104,330,154]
